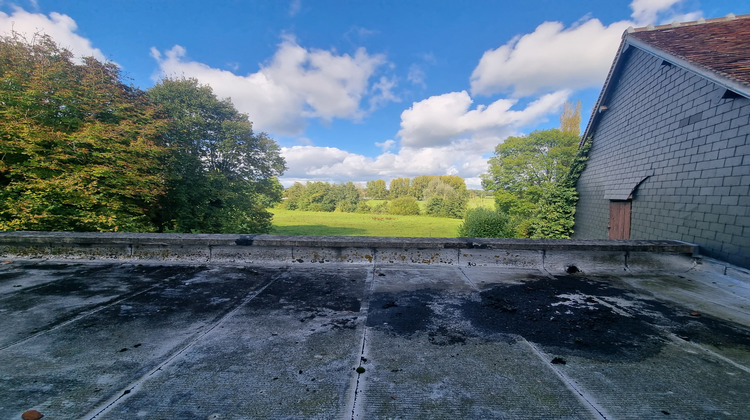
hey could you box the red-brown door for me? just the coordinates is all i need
[608,201,631,239]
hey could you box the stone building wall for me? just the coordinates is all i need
[575,47,750,268]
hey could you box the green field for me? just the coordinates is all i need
[269,208,463,237]
[269,197,494,237]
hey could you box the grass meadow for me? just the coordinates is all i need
[269,196,494,237]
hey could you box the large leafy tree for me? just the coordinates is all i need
[147,78,285,233]
[481,129,579,236]
[388,177,410,199]
[365,179,388,199]
[0,33,167,231]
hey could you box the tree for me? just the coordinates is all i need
[481,129,579,237]
[297,181,337,212]
[389,177,410,198]
[560,100,582,135]
[333,181,360,212]
[147,78,285,233]
[438,175,467,195]
[422,178,468,219]
[365,179,388,199]
[410,175,433,200]
[482,129,578,200]
[0,33,167,232]
[282,182,306,210]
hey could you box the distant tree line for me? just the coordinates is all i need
[282,175,469,218]
[0,33,285,233]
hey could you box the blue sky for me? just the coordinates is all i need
[1,0,747,188]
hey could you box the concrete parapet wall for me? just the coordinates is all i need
[0,231,701,275]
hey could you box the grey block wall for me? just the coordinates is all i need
[575,47,750,268]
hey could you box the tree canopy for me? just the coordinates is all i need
[482,129,578,204]
[0,35,284,234]
[147,78,286,233]
[0,33,167,231]
[481,128,580,237]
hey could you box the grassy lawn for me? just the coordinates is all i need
[365,196,493,211]
[467,196,494,209]
[269,208,463,237]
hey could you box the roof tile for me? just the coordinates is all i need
[629,14,750,87]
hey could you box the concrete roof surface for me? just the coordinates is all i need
[1,254,750,419]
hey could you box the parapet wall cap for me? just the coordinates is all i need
[671,20,681,27]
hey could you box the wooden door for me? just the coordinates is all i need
[608,201,631,239]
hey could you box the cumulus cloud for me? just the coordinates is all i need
[151,37,391,135]
[279,88,570,188]
[280,141,492,188]
[398,90,569,148]
[630,0,700,26]
[0,7,107,62]
[469,0,705,98]
[470,18,631,97]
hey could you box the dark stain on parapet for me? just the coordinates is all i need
[235,235,257,246]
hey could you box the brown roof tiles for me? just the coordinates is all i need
[628,14,750,87]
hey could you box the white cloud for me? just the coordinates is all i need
[407,64,426,87]
[369,76,400,111]
[375,139,396,152]
[151,37,391,135]
[0,7,107,62]
[280,89,569,189]
[470,18,631,97]
[280,142,492,189]
[630,0,683,24]
[398,90,569,148]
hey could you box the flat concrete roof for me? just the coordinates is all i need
[1,233,749,419]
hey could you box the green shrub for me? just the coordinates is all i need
[371,201,389,214]
[457,208,513,238]
[355,200,372,213]
[388,196,420,215]
[335,200,358,213]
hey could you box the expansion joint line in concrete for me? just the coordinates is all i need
[0,283,162,352]
[457,266,480,291]
[83,276,281,420]
[522,339,610,420]
[665,332,750,374]
[347,266,376,420]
